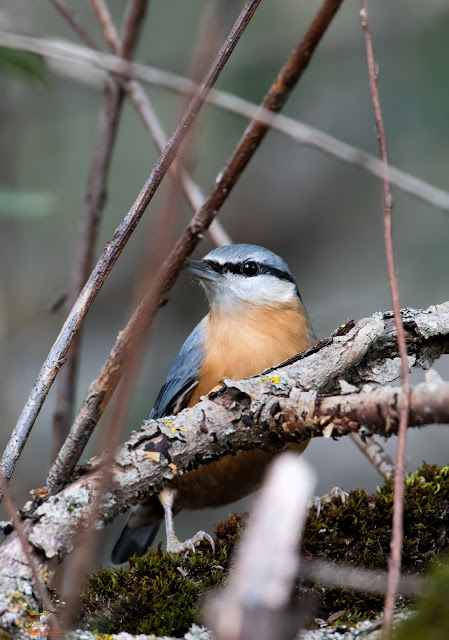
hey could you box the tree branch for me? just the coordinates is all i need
[2,30,449,212]
[51,0,149,460]
[46,0,343,495]
[0,0,262,496]
[54,0,230,247]
[359,3,410,631]
[205,454,316,640]
[1,303,448,631]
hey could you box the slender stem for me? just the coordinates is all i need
[50,0,149,461]
[0,474,54,613]
[359,2,410,635]
[2,30,449,211]
[49,0,99,49]
[91,0,120,50]
[350,432,395,479]
[90,0,231,245]
[51,79,123,458]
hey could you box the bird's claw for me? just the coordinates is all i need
[309,486,348,516]
[166,530,215,555]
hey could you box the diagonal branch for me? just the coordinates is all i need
[49,0,100,49]
[2,30,449,212]
[46,0,345,495]
[1,303,448,631]
[89,0,231,244]
[0,0,262,497]
[0,474,54,614]
[50,0,149,461]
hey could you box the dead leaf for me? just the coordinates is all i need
[327,610,345,623]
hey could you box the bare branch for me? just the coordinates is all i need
[45,0,343,495]
[49,0,99,49]
[301,557,421,597]
[50,0,149,460]
[90,0,231,245]
[350,431,395,479]
[0,475,53,614]
[2,30,449,211]
[91,0,120,51]
[0,0,262,497]
[205,454,316,640]
[359,2,410,632]
[1,302,448,630]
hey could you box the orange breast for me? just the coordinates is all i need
[189,298,314,405]
[175,298,316,510]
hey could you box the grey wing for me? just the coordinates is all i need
[150,318,206,419]
[112,319,206,563]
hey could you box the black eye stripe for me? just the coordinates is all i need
[203,260,222,272]
[204,260,295,284]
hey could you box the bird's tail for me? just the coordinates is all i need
[111,497,163,564]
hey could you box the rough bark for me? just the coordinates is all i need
[1,302,448,631]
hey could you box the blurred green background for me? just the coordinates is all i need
[0,0,448,563]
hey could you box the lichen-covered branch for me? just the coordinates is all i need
[0,303,448,630]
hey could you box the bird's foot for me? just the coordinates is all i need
[309,486,348,516]
[166,530,215,555]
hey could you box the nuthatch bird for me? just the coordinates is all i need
[112,244,316,562]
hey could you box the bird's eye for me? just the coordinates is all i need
[241,261,259,277]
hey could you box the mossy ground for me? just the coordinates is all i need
[79,463,449,636]
[393,555,449,640]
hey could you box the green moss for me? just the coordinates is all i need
[303,463,449,569]
[79,463,449,635]
[393,555,449,640]
[300,463,449,625]
[79,529,236,637]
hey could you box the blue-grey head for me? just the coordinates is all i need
[187,244,302,311]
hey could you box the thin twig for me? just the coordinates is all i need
[50,0,149,460]
[359,2,410,635]
[301,557,421,597]
[51,0,151,608]
[46,0,344,495]
[51,79,123,459]
[0,474,54,614]
[350,432,395,479]
[49,0,99,50]
[53,0,229,246]
[118,0,148,59]
[91,0,120,51]
[0,0,261,498]
[2,30,449,212]
[90,0,231,245]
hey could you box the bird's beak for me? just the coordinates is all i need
[186,259,220,281]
